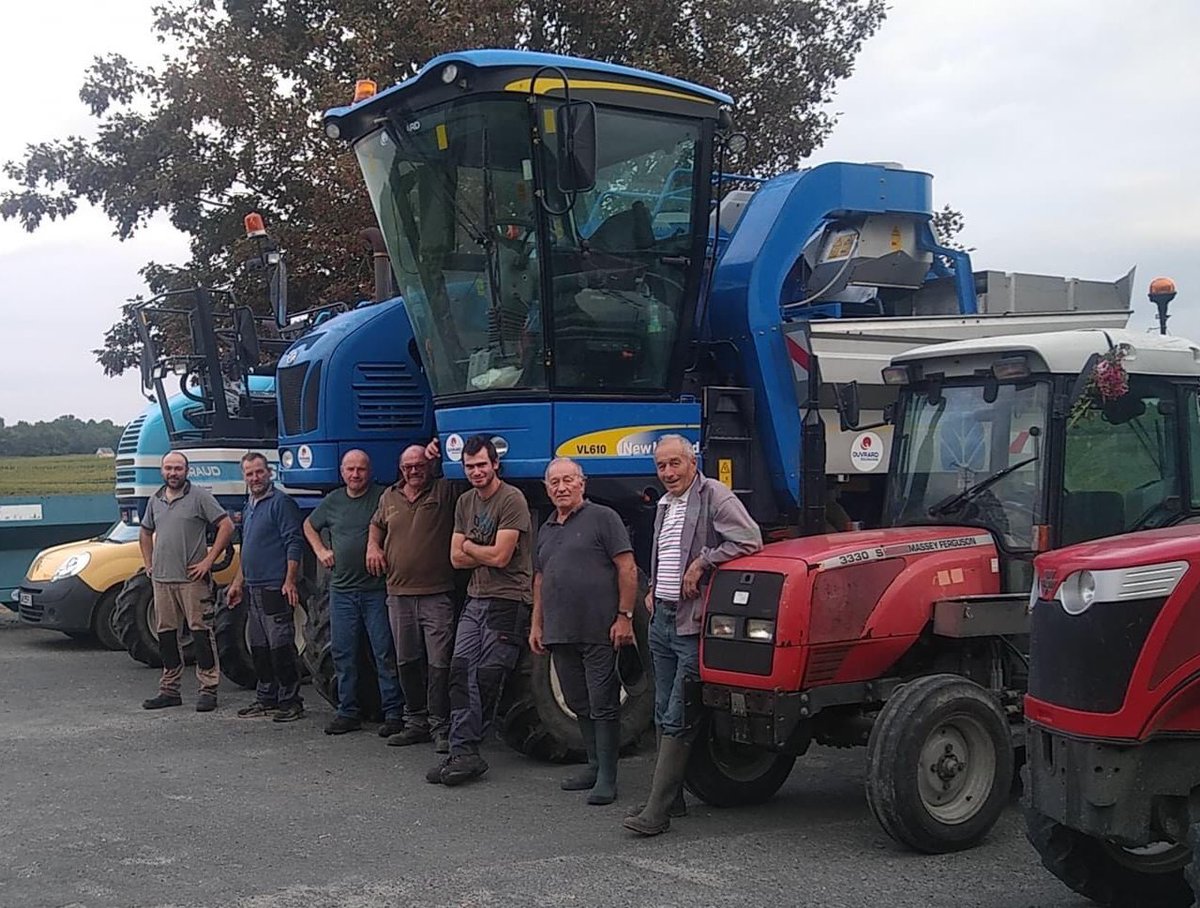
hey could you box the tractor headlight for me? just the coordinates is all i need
[745,619,776,643]
[1058,570,1097,616]
[280,449,294,469]
[51,552,91,582]
[708,615,736,638]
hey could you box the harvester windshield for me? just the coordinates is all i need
[357,98,701,398]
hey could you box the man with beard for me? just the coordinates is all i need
[426,435,532,787]
[367,444,460,753]
[139,451,235,712]
[226,452,306,722]
[304,449,404,737]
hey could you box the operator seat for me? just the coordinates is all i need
[588,200,655,254]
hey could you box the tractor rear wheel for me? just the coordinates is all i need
[1027,808,1192,907]
[112,571,196,668]
[300,570,384,721]
[685,716,796,806]
[497,578,654,763]
[865,673,1013,854]
[91,587,124,651]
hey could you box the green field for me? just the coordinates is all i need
[0,456,117,497]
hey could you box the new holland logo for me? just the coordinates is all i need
[282,350,299,366]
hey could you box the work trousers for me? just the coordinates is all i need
[330,588,404,721]
[549,642,621,722]
[649,599,699,737]
[153,579,219,696]
[387,593,455,737]
[447,597,525,757]
[246,585,302,707]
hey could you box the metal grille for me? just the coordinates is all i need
[18,599,44,623]
[117,415,146,454]
[301,361,322,434]
[353,363,426,431]
[277,363,308,436]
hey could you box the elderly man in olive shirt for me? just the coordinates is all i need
[530,457,636,806]
[367,444,460,753]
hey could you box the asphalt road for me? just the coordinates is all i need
[0,612,1091,908]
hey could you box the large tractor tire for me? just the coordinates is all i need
[91,587,124,651]
[497,588,655,763]
[112,571,196,668]
[1026,808,1192,908]
[865,673,1014,854]
[301,571,384,721]
[685,715,797,806]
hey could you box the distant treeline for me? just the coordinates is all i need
[0,416,124,456]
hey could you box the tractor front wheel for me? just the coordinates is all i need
[865,673,1013,854]
[1026,808,1192,907]
[684,716,796,807]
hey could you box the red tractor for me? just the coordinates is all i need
[688,328,1200,853]
[1025,525,1200,906]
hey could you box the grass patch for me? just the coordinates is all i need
[0,456,116,497]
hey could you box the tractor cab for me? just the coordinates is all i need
[879,327,1200,594]
[326,51,726,406]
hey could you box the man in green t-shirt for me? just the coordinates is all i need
[304,449,404,736]
[426,435,533,787]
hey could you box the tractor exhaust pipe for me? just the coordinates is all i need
[359,227,394,302]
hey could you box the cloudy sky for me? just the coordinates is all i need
[0,1,1197,423]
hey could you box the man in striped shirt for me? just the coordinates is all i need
[624,435,762,837]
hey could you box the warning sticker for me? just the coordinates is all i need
[849,432,884,472]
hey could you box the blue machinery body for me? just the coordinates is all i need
[286,49,984,525]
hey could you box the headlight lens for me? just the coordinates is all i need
[708,615,736,638]
[52,551,91,581]
[297,445,313,469]
[1059,570,1096,616]
[280,449,294,469]
[745,619,776,642]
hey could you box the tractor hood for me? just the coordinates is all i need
[752,526,998,573]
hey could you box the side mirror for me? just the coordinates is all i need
[833,382,862,431]
[270,254,289,327]
[233,306,261,369]
[556,101,597,193]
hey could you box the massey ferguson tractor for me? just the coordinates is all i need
[1025,524,1200,906]
[689,327,1200,853]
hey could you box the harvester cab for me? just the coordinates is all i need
[693,327,1200,854]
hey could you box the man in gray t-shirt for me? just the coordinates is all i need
[139,451,234,713]
[530,457,636,806]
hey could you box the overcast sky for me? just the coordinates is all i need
[0,1,1197,423]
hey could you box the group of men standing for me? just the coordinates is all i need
[137,433,761,834]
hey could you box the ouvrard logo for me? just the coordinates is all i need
[188,466,223,478]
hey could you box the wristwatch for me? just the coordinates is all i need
[619,609,634,619]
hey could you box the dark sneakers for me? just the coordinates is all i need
[387,726,433,747]
[377,719,405,738]
[439,754,489,787]
[426,757,452,784]
[434,733,450,754]
[272,702,304,723]
[142,693,182,710]
[324,715,362,735]
[237,701,278,718]
[195,692,218,713]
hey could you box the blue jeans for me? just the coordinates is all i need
[649,600,699,737]
[329,588,404,721]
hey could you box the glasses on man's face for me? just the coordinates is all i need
[400,464,428,473]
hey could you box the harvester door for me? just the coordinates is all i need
[701,386,775,523]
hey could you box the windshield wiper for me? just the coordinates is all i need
[928,455,1038,518]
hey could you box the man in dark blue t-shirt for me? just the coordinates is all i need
[226,452,305,722]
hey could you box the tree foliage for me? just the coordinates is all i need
[2,0,886,375]
[0,416,124,457]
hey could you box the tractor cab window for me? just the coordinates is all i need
[1061,376,1182,545]
[356,98,544,397]
[886,380,1050,550]
[539,107,701,392]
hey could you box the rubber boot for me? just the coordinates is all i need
[561,717,598,791]
[587,719,619,805]
[625,728,687,818]
[622,735,693,835]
